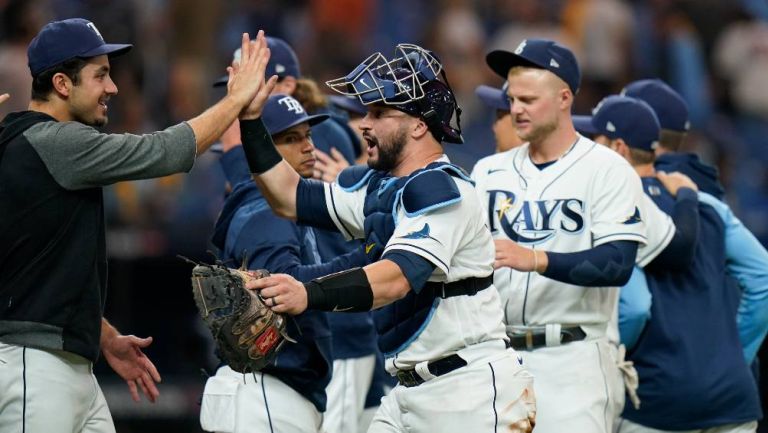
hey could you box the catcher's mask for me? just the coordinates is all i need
[326,43,463,144]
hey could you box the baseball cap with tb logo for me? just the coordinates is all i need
[27,18,132,76]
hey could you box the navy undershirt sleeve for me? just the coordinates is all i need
[543,240,638,287]
[382,250,436,294]
[295,178,338,231]
[234,216,368,283]
[647,187,699,272]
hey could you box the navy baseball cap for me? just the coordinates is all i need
[572,115,598,136]
[581,95,661,152]
[475,82,510,111]
[621,79,690,132]
[213,36,301,87]
[486,39,580,94]
[328,95,367,116]
[262,94,328,136]
[28,18,132,76]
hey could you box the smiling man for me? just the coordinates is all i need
[0,18,275,433]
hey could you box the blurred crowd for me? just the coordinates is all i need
[2,0,767,255]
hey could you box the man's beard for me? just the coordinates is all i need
[367,126,408,172]
[518,117,557,145]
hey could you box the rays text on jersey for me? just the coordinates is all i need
[487,189,585,243]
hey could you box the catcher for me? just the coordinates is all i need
[194,94,369,433]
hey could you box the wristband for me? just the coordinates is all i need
[305,267,374,312]
[240,118,282,174]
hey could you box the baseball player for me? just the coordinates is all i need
[571,104,701,352]
[236,42,536,433]
[215,37,380,433]
[472,39,647,432]
[579,89,766,433]
[623,78,768,364]
[475,81,523,153]
[200,94,373,433]
[0,20,273,433]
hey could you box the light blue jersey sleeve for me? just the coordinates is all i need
[619,266,652,350]
[699,192,768,364]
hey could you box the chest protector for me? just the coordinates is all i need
[337,161,474,355]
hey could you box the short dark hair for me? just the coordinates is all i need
[30,57,89,102]
[629,147,655,166]
[658,129,687,152]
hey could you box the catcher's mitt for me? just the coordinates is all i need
[191,264,293,373]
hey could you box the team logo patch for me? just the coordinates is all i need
[621,207,642,225]
[515,40,527,55]
[86,22,104,42]
[400,223,440,243]
[278,96,305,114]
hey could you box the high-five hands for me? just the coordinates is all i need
[225,31,278,120]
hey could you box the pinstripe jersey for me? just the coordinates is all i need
[472,136,648,337]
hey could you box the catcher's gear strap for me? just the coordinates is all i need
[240,118,283,174]
[305,267,374,312]
[337,165,375,192]
[400,168,461,217]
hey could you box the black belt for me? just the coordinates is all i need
[508,326,587,350]
[423,274,493,299]
[395,354,468,387]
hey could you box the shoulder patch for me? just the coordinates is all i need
[337,165,375,192]
[401,169,462,217]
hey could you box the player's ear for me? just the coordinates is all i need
[615,139,631,159]
[558,87,572,110]
[51,72,72,98]
[411,117,429,140]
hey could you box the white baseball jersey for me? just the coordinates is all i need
[323,156,508,370]
[471,137,647,335]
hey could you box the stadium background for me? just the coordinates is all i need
[1,0,767,431]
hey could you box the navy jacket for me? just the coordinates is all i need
[622,177,761,429]
[655,152,725,200]
[211,147,368,412]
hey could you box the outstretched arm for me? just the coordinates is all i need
[188,31,277,155]
[494,239,638,287]
[247,257,432,315]
[100,318,161,403]
[237,118,303,219]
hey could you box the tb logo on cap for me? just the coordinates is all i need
[278,96,305,114]
[86,22,104,42]
[514,40,527,55]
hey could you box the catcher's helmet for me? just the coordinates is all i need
[326,44,463,144]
